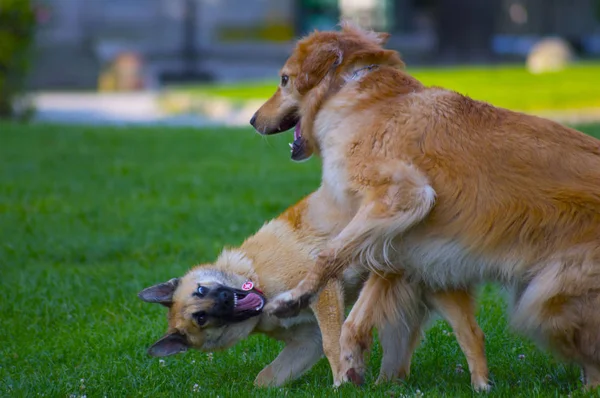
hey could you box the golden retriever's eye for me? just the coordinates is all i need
[193,311,207,326]
[281,75,289,87]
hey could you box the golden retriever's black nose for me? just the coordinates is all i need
[249,112,257,127]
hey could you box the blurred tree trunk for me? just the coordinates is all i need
[182,0,197,74]
[436,0,500,62]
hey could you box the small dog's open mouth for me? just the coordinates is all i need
[289,121,309,162]
[233,291,265,315]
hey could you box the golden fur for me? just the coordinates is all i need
[251,21,600,389]
[140,186,490,389]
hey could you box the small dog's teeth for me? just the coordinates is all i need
[289,143,293,149]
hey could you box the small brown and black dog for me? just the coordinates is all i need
[140,187,489,389]
[251,21,600,389]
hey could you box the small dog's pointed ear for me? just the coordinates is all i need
[138,278,180,307]
[148,332,188,357]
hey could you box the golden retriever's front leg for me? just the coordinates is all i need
[265,162,435,318]
[310,279,347,387]
[428,290,491,392]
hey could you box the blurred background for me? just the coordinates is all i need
[2,3,600,395]
[2,0,600,125]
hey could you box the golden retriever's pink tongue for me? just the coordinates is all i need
[294,121,302,141]
[236,293,263,311]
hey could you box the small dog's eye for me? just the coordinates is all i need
[196,285,208,297]
[193,311,207,326]
[281,75,289,87]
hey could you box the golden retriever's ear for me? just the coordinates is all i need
[375,32,391,45]
[295,43,342,94]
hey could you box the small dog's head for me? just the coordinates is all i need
[250,21,403,161]
[139,266,266,357]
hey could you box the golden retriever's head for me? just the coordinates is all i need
[250,21,403,161]
[139,265,265,356]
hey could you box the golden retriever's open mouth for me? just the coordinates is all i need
[290,120,309,162]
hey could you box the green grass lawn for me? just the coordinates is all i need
[2,122,600,397]
[172,62,600,112]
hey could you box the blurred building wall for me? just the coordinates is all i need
[29,0,600,90]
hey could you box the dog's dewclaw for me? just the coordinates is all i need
[346,368,364,386]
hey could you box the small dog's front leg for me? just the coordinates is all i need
[254,324,323,387]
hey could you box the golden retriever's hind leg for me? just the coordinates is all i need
[265,162,435,319]
[583,364,600,390]
[309,279,347,387]
[511,247,600,389]
[429,290,491,392]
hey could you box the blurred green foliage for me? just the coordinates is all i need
[0,0,35,119]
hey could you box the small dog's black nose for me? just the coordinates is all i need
[249,112,257,127]
[218,289,233,307]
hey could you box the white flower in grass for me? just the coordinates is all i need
[455,363,465,374]
[192,383,200,392]
[206,353,213,362]
[415,389,424,397]
[159,359,166,367]
[518,354,525,360]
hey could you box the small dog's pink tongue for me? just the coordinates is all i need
[236,293,262,311]
[294,121,302,141]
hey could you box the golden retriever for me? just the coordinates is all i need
[250,21,600,389]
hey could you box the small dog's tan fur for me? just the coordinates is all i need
[140,186,490,389]
[252,21,600,389]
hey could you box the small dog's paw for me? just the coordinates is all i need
[254,367,276,387]
[264,291,312,318]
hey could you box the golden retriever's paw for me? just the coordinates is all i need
[469,373,492,392]
[264,290,312,318]
[472,379,492,393]
[333,369,353,388]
